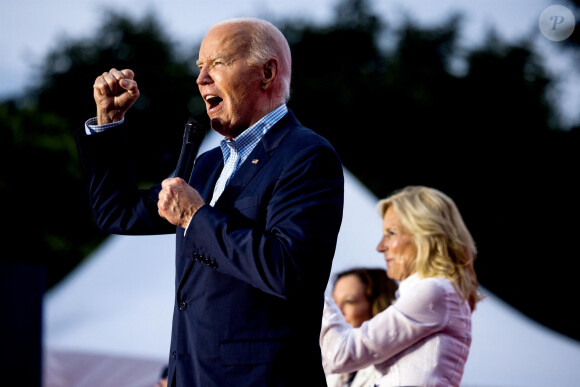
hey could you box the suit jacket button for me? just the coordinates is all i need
[172,351,177,360]
[179,301,188,311]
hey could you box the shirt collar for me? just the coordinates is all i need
[219,104,288,161]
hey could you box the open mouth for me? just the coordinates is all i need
[205,95,223,110]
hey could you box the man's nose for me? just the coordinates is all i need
[196,67,212,85]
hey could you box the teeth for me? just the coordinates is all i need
[205,95,217,101]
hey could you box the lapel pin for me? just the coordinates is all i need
[251,159,259,165]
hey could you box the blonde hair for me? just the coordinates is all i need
[213,18,292,102]
[377,186,482,311]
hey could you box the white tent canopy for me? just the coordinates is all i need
[45,131,580,386]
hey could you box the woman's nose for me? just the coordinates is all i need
[376,238,385,252]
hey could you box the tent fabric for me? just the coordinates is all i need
[44,130,580,386]
[44,349,166,387]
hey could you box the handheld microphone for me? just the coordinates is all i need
[174,116,208,180]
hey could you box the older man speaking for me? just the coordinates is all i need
[75,18,344,386]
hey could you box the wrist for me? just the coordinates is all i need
[97,110,124,126]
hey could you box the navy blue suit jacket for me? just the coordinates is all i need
[75,111,344,386]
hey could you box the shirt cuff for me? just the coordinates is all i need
[85,117,125,135]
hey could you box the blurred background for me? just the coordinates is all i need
[1,0,579,384]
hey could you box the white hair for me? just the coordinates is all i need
[212,18,292,102]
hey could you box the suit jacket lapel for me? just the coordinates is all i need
[190,148,223,203]
[215,143,270,206]
[214,110,299,206]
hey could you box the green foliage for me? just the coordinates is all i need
[1,10,202,290]
[31,11,202,184]
[0,101,106,283]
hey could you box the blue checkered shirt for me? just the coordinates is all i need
[210,104,288,206]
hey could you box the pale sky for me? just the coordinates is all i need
[1,0,578,126]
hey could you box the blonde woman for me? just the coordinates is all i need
[320,186,481,387]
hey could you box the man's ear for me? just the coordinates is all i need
[262,58,279,90]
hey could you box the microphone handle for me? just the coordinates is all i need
[174,118,208,180]
[174,144,196,180]
[173,122,195,181]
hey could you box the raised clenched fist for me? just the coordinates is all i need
[93,68,140,125]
